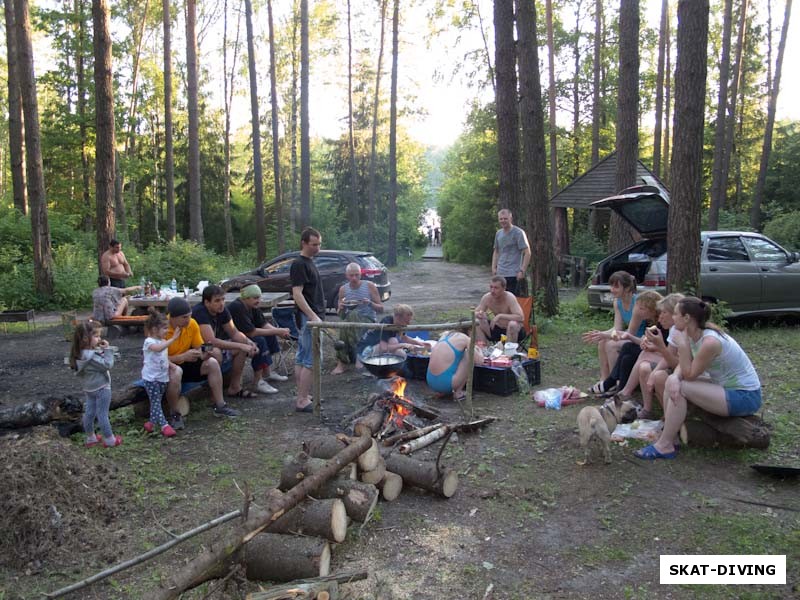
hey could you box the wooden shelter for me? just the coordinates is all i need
[549,152,668,210]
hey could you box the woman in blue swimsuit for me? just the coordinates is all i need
[426,331,485,400]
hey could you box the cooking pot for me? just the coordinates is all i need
[362,354,407,378]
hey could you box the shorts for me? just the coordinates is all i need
[181,358,205,382]
[295,313,323,369]
[725,388,762,417]
[489,326,507,343]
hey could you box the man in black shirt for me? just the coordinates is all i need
[290,227,324,412]
[192,285,258,401]
[228,285,292,395]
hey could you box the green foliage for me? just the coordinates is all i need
[762,211,800,251]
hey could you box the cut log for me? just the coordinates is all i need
[266,498,348,543]
[279,455,355,491]
[244,533,330,582]
[384,454,458,498]
[311,478,379,523]
[377,471,403,502]
[303,435,348,459]
[358,460,386,485]
[684,408,771,449]
[357,438,381,472]
[0,395,84,429]
[353,409,386,437]
[399,425,449,454]
[154,434,373,599]
[132,394,191,419]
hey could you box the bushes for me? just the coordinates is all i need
[763,211,800,251]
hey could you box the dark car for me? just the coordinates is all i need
[587,185,800,317]
[219,250,391,310]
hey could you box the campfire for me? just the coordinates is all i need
[373,377,431,438]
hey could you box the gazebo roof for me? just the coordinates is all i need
[549,152,668,209]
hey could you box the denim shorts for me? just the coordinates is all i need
[295,314,322,369]
[725,388,762,416]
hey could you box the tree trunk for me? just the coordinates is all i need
[493,0,519,217]
[16,0,54,296]
[268,0,285,253]
[346,0,359,228]
[75,0,91,230]
[162,0,176,241]
[545,0,558,197]
[708,0,734,230]
[367,0,387,250]
[300,0,310,226]
[589,0,602,235]
[186,0,203,243]
[245,0,267,262]
[517,0,558,317]
[662,9,672,185]
[652,0,668,178]
[222,0,240,255]
[610,0,639,253]
[751,0,792,231]
[290,2,299,234]
[266,498,347,543]
[667,0,709,295]
[4,0,26,215]
[387,0,399,266]
[718,0,749,217]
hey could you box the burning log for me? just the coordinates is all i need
[243,533,330,582]
[384,454,458,499]
[266,498,348,543]
[279,455,355,491]
[353,409,387,437]
[311,478,379,523]
[358,460,386,486]
[377,471,403,502]
[154,435,373,599]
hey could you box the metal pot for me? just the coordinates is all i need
[362,354,407,379]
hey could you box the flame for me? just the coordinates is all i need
[391,377,407,398]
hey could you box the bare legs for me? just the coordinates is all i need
[295,366,313,409]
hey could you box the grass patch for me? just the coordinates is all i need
[573,542,632,566]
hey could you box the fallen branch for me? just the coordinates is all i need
[246,571,368,600]
[381,424,442,447]
[154,434,373,600]
[399,426,449,454]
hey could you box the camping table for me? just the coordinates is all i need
[128,291,289,312]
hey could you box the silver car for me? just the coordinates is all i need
[587,185,800,317]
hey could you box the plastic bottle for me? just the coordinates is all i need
[144,280,151,296]
[139,276,145,292]
[170,278,177,292]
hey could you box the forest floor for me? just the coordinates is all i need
[0,258,798,600]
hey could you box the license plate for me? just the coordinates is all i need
[601,292,614,305]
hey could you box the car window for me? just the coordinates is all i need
[361,255,385,269]
[743,237,787,262]
[314,256,346,271]
[264,258,294,275]
[706,237,749,262]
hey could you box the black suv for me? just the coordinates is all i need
[219,250,392,310]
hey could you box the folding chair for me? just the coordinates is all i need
[516,294,538,350]
[270,304,300,376]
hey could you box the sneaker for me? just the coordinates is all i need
[101,434,123,448]
[267,372,289,382]
[143,421,155,433]
[169,413,185,431]
[84,436,100,448]
[213,404,240,418]
[161,424,177,437]
[256,380,279,395]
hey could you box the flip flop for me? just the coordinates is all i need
[295,404,314,413]
[634,444,678,460]
[589,381,615,396]
[227,389,257,399]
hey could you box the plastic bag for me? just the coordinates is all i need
[533,387,562,410]
[511,360,530,396]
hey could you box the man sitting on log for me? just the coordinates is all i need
[165,297,240,423]
[474,276,524,344]
[91,275,142,323]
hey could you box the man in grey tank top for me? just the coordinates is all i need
[492,209,531,296]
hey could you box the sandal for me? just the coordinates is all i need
[226,388,257,399]
[634,444,677,460]
[589,381,615,396]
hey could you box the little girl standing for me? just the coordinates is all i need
[141,309,181,437]
[70,319,121,448]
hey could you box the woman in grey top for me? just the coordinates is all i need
[332,262,384,374]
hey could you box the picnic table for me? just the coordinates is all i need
[128,291,289,312]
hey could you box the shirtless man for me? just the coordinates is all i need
[475,276,524,343]
[100,239,133,288]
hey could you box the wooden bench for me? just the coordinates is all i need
[0,310,36,333]
[104,315,148,339]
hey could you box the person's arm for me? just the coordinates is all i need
[518,245,531,279]
[367,282,384,313]
[147,328,181,353]
[491,247,499,275]
[678,336,720,381]
[292,285,321,322]
[202,321,256,353]
[337,285,347,312]
[119,252,132,277]
[122,285,142,295]
[612,299,624,332]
